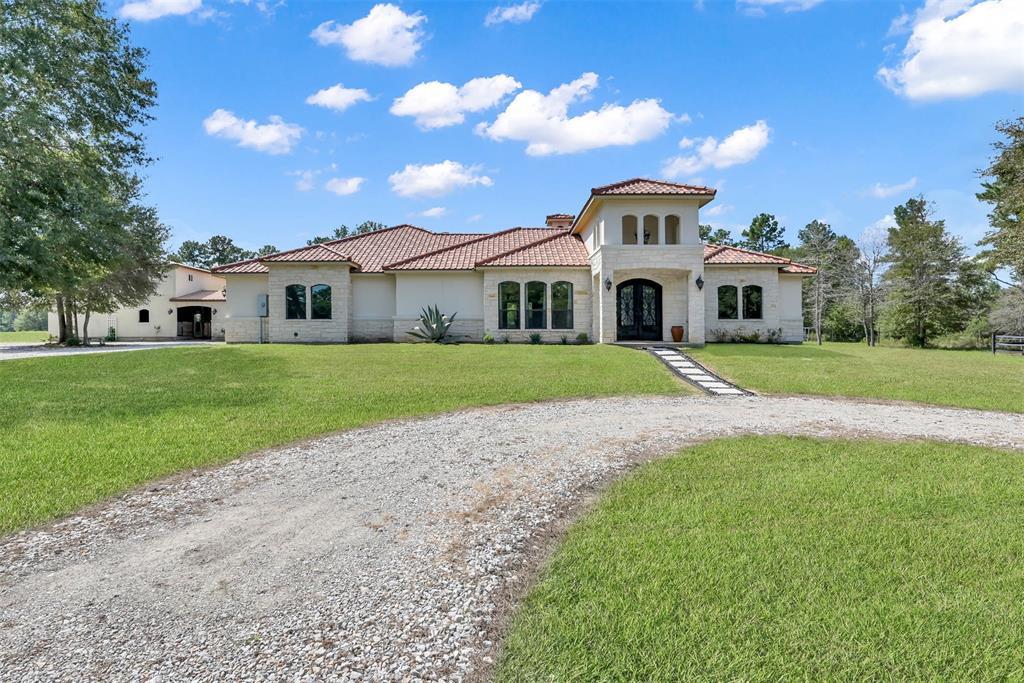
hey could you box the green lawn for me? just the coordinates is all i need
[497,437,1024,681]
[0,330,49,343]
[0,343,685,534]
[689,342,1023,413]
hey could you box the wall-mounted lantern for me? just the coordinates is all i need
[695,274,704,291]
[167,308,174,315]
[604,276,612,291]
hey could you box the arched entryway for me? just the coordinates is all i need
[616,279,662,341]
[176,306,213,339]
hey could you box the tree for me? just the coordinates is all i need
[171,235,254,268]
[172,240,211,268]
[796,220,858,345]
[0,0,161,342]
[13,307,47,331]
[307,221,385,245]
[740,214,789,254]
[851,227,887,346]
[882,197,971,347]
[990,288,1024,334]
[355,220,387,234]
[699,224,736,246]
[255,244,279,257]
[977,116,1024,291]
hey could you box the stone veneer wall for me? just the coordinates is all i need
[267,263,351,343]
[393,317,484,342]
[351,318,394,343]
[703,266,800,342]
[482,268,592,343]
[225,318,264,343]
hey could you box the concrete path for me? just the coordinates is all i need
[1,396,1022,681]
[0,340,220,361]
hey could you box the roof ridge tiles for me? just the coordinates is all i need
[381,227,526,270]
[475,229,573,266]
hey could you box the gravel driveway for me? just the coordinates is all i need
[2,396,1023,682]
[0,340,219,361]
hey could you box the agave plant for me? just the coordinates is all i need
[407,305,457,343]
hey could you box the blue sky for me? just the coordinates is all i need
[114,0,1023,252]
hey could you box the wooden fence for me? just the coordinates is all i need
[992,333,1024,355]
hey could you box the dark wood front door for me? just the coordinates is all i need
[616,279,662,341]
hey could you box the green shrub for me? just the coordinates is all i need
[105,327,117,342]
[65,336,81,347]
[483,333,495,344]
[560,335,569,345]
[406,305,457,343]
[529,333,542,345]
[576,332,589,344]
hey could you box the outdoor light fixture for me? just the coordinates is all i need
[167,308,173,315]
[695,274,704,290]
[213,308,218,315]
[604,276,612,291]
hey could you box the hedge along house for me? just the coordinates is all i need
[213,178,815,345]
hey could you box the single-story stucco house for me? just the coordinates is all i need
[47,263,227,341]
[211,178,815,345]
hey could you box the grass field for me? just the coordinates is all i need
[0,343,685,534]
[497,437,1024,681]
[0,330,48,343]
[689,342,1023,413]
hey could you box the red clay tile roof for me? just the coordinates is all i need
[261,242,353,265]
[704,243,816,273]
[169,289,226,302]
[545,213,575,219]
[213,258,268,274]
[477,231,590,267]
[384,227,574,271]
[592,178,716,197]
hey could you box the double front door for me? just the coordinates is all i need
[616,279,662,341]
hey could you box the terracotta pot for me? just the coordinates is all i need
[670,325,684,343]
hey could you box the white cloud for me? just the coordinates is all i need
[737,0,823,15]
[477,72,673,156]
[388,160,493,198]
[325,177,365,196]
[872,214,898,231]
[203,109,303,155]
[867,177,918,198]
[310,4,427,67]
[391,75,521,129]
[662,120,771,178]
[119,0,201,20]
[878,0,1024,100]
[306,84,374,112]
[289,170,317,192]
[703,204,733,217]
[420,207,447,217]
[485,1,541,26]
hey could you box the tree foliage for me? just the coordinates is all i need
[796,220,859,344]
[307,221,387,246]
[699,224,736,246]
[171,235,258,268]
[977,116,1024,290]
[740,214,789,254]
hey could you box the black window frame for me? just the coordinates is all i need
[498,281,520,330]
[551,281,573,330]
[742,285,763,320]
[285,284,307,320]
[311,283,331,320]
[717,285,738,320]
[526,281,547,329]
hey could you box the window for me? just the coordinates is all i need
[498,281,520,329]
[285,284,306,319]
[138,309,150,323]
[621,215,638,245]
[188,273,193,282]
[526,281,547,329]
[311,284,331,320]
[743,285,763,319]
[552,281,573,329]
[717,286,738,320]
[664,215,680,244]
[643,215,659,244]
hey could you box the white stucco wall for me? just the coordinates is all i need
[392,272,484,342]
[220,273,269,342]
[589,198,703,247]
[350,274,397,342]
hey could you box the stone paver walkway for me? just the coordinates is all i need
[648,346,751,396]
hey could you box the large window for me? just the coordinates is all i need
[551,281,573,329]
[621,215,638,245]
[643,215,659,244]
[526,281,547,329]
[311,284,331,320]
[498,281,520,329]
[285,284,306,319]
[717,285,738,320]
[743,285,763,319]
[138,309,149,323]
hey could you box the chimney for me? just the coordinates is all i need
[545,213,575,229]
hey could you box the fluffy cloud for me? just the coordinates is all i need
[737,0,823,15]
[867,177,918,198]
[662,120,771,178]
[325,177,365,196]
[420,207,447,217]
[306,84,374,112]
[391,75,521,129]
[388,161,493,198]
[476,73,673,156]
[878,0,1024,100]
[203,109,303,154]
[485,1,542,26]
[703,204,733,218]
[289,170,317,192]
[310,4,427,67]
[119,0,201,20]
